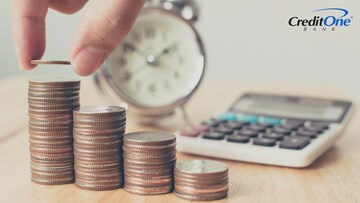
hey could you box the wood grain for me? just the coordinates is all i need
[0,76,359,203]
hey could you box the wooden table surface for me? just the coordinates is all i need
[0,76,359,203]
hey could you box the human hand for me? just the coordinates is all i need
[12,0,145,76]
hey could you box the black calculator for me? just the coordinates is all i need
[176,93,354,167]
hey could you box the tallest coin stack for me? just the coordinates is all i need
[28,78,80,185]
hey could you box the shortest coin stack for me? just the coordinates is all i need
[73,105,126,191]
[28,78,80,185]
[123,131,177,195]
[174,160,229,201]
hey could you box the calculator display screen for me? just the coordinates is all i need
[232,95,348,122]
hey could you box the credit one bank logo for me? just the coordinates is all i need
[288,8,353,31]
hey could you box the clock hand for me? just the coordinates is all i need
[145,43,177,67]
[156,43,178,59]
[123,42,147,57]
[124,42,164,68]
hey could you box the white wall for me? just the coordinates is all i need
[0,1,359,97]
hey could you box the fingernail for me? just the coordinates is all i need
[72,46,107,76]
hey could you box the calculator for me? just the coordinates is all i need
[176,93,354,167]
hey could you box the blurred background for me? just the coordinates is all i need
[0,0,359,98]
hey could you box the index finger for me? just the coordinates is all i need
[11,0,49,70]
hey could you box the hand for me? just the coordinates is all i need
[11,0,145,76]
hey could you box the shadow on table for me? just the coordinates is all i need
[306,146,340,170]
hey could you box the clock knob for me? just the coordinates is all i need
[146,0,199,23]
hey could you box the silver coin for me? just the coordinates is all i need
[124,131,176,145]
[74,105,126,116]
[174,190,228,201]
[31,60,71,65]
[29,77,79,85]
[175,160,228,175]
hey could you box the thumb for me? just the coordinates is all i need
[71,0,145,76]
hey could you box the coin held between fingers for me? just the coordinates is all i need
[31,60,71,65]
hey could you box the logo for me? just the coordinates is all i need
[288,8,353,31]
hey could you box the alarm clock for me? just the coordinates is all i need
[94,0,206,119]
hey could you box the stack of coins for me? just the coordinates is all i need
[73,106,126,191]
[123,131,177,195]
[28,78,80,185]
[174,160,229,201]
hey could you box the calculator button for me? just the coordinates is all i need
[202,132,225,140]
[213,125,234,135]
[248,123,272,132]
[253,137,276,147]
[282,120,304,130]
[179,128,199,137]
[235,129,258,137]
[227,134,250,143]
[224,121,249,130]
[305,121,330,130]
[295,128,318,138]
[180,125,210,137]
[260,116,282,125]
[191,125,211,132]
[304,121,329,132]
[279,136,311,150]
[236,114,259,123]
[201,119,223,127]
[272,126,292,135]
[302,126,324,133]
[218,113,237,122]
[262,132,284,141]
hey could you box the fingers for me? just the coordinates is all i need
[70,0,145,76]
[11,0,49,70]
[49,0,88,14]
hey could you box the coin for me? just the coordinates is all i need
[122,142,176,151]
[123,169,173,179]
[124,131,176,146]
[174,160,229,201]
[31,166,74,174]
[124,176,173,187]
[175,160,228,176]
[31,60,71,65]
[174,178,229,187]
[29,78,80,86]
[28,96,80,103]
[75,167,122,174]
[175,184,229,194]
[123,157,176,167]
[174,174,229,183]
[124,185,173,195]
[30,139,73,147]
[74,135,123,144]
[174,191,228,201]
[74,105,126,117]
[123,151,176,158]
[28,86,80,92]
[31,177,74,185]
[75,182,122,191]
[73,128,125,136]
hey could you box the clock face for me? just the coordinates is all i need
[105,9,205,108]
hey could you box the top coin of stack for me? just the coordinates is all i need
[123,131,177,195]
[28,78,80,185]
[73,105,126,191]
[174,160,229,201]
